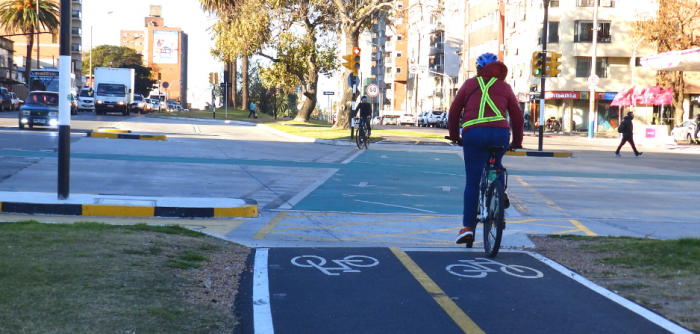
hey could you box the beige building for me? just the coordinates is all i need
[460,0,505,83]
[502,0,659,135]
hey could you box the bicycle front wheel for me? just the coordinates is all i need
[483,180,504,258]
[356,128,363,149]
[363,130,370,149]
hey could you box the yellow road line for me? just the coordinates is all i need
[571,219,597,236]
[514,176,569,216]
[253,212,288,240]
[390,248,485,334]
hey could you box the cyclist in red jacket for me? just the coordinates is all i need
[448,53,524,244]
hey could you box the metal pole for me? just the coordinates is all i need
[350,74,357,139]
[631,37,645,87]
[36,0,40,69]
[414,24,421,126]
[90,26,92,87]
[225,82,228,119]
[588,0,599,138]
[57,0,71,199]
[538,0,550,151]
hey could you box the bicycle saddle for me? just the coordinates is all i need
[487,146,504,154]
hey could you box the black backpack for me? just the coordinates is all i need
[617,121,627,133]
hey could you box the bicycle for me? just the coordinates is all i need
[446,136,508,258]
[354,117,370,149]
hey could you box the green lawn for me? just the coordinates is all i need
[265,122,383,141]
[151,107,274,122]
[0,221,248,334]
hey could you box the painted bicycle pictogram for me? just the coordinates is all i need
[291,255,379,276]
[446,258,544,279]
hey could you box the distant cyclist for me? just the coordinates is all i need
[354,96,373,136]
[448,53,524,244]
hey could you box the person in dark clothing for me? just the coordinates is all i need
[248,102,256,118]
[354,96,373,135]
[693,114,700,143]
[616,112,642,157]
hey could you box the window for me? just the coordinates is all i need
[140,34,144,38]
[123,33,127,37]
[123,41,127,45]
[575,57,608,78]
[575,21,611,43]
[396,67,402,74]
[396,51,402,58]
[578,0,615,7]
[397,35,403,41]
[538,22,559,44]
[635,57,642,67]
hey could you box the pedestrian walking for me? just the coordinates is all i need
[615,112,642,157]
[248,102,256,118]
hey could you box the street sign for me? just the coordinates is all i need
[323,91,334,96]
[409,64,419,74]
[366,84,379,97]
[220,82,232,88]
[162,82,169,89]
[587,75,599,86]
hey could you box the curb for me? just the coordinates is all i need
[87,131,167,141]
[506,150,573,158]
[0,199,258,218]
[95,127,131,133]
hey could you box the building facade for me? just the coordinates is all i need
[461,0,505,84]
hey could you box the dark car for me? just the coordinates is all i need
[129,94,146,114]
[19,91,60,129]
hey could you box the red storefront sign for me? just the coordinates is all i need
[544,91,579,100]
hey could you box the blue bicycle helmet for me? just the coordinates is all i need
[476,53,500,72]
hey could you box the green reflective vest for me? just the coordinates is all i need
[462,77,507,128]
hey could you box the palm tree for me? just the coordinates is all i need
[0,0,60,84]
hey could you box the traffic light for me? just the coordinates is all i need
[214,73,219,84]
[209,73,214,84]
[342,47,362,75]
[158,73,162,83]
[550,52,562,77]
[532,52,547,76]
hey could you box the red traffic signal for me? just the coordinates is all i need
[353,47,361,56]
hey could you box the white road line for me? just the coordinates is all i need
[193,125,201,134]
[278,168,339,210]
[353,199,438,213]
[421,171,465,177]
[341,150,365,164]
[253,248,274,334]
[526,251,693,334]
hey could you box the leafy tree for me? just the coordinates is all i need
[83,45,157,96]
[0,0,59,84]
[635,0,700,125]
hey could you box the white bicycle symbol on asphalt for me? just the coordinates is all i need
[291,255,379,276]
[447,258,544,279]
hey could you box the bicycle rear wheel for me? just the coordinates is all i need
[355,128,363,149]
[483,180,504,258]
[363,130,370,149]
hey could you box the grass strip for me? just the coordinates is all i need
[0,220,247,334]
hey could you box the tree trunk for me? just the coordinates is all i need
[231,57,238,109]
[296,91,316,122]
[673,71,685,127]
[242,55,249,111]
[25,33,34,87]
[333,28,361,129]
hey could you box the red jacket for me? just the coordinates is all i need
[448,62,524,147]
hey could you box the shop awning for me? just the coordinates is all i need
[640,47,700,72]
[610,85,673,107]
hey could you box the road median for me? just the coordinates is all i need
[87,131,167,141]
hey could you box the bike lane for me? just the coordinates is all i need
[236,248,688,334]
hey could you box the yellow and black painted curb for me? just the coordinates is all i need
[0,199,258,218]
[506,151,573,158]
[87,131,167,141]
[95,127,132,133]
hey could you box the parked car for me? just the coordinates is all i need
[8,92,22,111]
[382,115,399,125]
[371,116,381,125]
[671,120,698,144]
[18,91,60,129]
[129,94,147,113]
[425,110,445,127]
[437,113,448,128]
[175,105,183,112]
[417,111,429,127]
[0,87,11,111]
[78,87,95,112]
[398,114,416,126]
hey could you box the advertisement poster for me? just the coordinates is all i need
[153,30,179,64]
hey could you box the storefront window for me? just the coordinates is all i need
[596,102,620,132]
[573,100,590,131]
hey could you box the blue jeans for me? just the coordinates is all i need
[462,127,510,227]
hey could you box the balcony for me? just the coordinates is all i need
[428,64,444,75]
[432,89,444,97]
[430,21,445,33]
[385,57,394,65]
[385,41,395,52]
[384,72,394,83]
[71,27,81,36]
[71,10,82,20]
[71,43,82,53]
[429,42,444,55]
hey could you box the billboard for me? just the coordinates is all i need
[153,30,179,64]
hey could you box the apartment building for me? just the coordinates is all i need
[460,0,505,83]
[120,6,188,105]
[502,0,660,134]
[406,0,463,117]
[2,0,84,88]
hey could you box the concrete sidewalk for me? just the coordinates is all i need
[0,192,258,218]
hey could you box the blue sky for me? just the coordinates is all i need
[82,0,221,104]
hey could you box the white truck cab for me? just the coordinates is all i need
[94,67,135,116]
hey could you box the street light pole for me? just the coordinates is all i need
[588,0,599,138]
[537,0,550,151]
[631,37,645,86]
[36,0,40,70]
[369,41,384,117]
[57,0,71,199]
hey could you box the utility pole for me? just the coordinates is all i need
[36,0,40,70]
[90,26,92,87]
[57,0,71,199]
[588,0,599,138]
[537,0,550,151]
